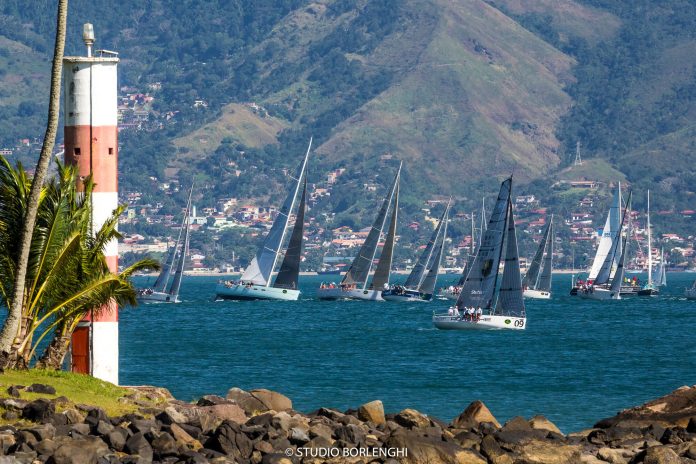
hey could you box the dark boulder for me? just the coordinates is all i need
[150,431,178,458]
[26,383,56,395]
[105,428,129,452]
[6,385,21,398]
[21,398,55,422]
[204,420,253,460]
[124,432,154,462]
[47,436,109,464]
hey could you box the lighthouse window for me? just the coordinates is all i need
[74,147,81,156]
[108,147,114,155]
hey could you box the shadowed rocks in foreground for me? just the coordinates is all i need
[0,383,695,463]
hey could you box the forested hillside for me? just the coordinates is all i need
[1,0,695,224]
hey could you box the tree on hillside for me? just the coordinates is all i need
[0,158,158,369]
[0,0,67,366]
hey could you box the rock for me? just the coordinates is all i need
[597,446,629,464]
[595,386,696,429]
[1,411,18,421]
[84,408,110,428]
[453,430,481,449]
[0,398,27,411]
[105,428,128,452]
[170,423,200,450]
[26,383,56,395]
[480,434,513,464]
[254,440,275,454]
[151,431,178,458]
[70,423,90,436]
[6,386,21,398]
[452,401,501,429]
[204,420,253,461]
[309,422,334,440]
[289,427,310,444]
[529,415,562,435]
[495,417,547,445]
[641,445,682,464]
[387,428,487,464]
[156,406,188,425]
[177,403,247,426]
[48,412,68,426]
[687,417,696,433]
[62,409,85,425]
[685,443,696,460]
[29,423,56,441]
[513,441,582,464]
[124,432,154,462]
[226,388,268,415]
[21,398,55,422]
[357,400,385,426]
[34,437,58,456]
[197,395,231,406]
[394,409,431,429]
[249,389,292,412]
[261,455,293,464]
[94,420,114,437]
[128,419,160,435]
[334,424,366,446]
[0,433,16,454]
[49,436,109,464]
[660,427,687,445]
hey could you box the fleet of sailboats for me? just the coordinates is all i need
[131,145,685,328]
[138,185,193,304]
[316,163,401,301]
[214,139,312,301]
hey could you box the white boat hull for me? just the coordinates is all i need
[437,289,460,300]
[215,284,300,301]
[137,291,180,304]
[523,289,551,299]
[577,286,620,300]
[433,314,526,331]
[316,287,384,301]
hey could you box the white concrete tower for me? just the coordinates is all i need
[63,24,120,384]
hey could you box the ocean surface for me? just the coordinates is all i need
[123,273,696,433]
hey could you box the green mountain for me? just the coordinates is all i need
[1,0,695,221]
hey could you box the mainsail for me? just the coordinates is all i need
[168,185,194,298]
[655,248,667,286]
[240,139,311,285]
[404,200,448,290]
[537,219,554,292]
[153,215,185,292]
[274,178,307,290]
[610,192,632,293]
[495,199,525,316]
[341,164,401,288]
[589,184,622,282]
[419,202,450,296]
[456,178,511,310]
[457,199,486,286]
[371,181,399,289]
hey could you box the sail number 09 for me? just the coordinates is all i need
[514,319,525,327]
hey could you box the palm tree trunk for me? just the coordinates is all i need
[36,330,72,371]
[0,0,68,362]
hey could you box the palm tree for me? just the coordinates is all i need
[0,0,68,361]
[0,157,158,368]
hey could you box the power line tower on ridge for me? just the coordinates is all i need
[574,140,583,166]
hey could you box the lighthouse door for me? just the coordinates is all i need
[71,326,90,374]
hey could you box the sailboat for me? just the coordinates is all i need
[383,200,450,302]
[439,199,485,300]
[433,177,526,330]
[215,139,311,301]
[638,190,659,296]
[576,191,632,300]
[522,215,554,299]
[685,280,696,300]
[317,164,401,301]
[138,185,193,303]
[654,248,667,287]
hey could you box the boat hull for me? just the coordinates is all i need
[137,291,179,303]
[576,287,620,300]
[215,284,300,301]
[433,314,526,331]
[437,289,460,300]
[637,286,659,296]
[523,289,551,299]
[685,288,696,300]
[316,287,384,301]
[570,284,638,296]
[382,288,432,302]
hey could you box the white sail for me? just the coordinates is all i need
[589,184,622,282]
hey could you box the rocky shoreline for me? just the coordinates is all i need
[0,383,695,463]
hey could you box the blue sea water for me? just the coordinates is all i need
[122,273,696,433]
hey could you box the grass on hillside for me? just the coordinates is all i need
[0,369,148,419]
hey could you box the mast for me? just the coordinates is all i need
[274,178,307,289]
[371,181,399,290]
[495,198,525,316]
[610,192,632,293]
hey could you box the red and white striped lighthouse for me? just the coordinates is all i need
[63,24,119,384]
